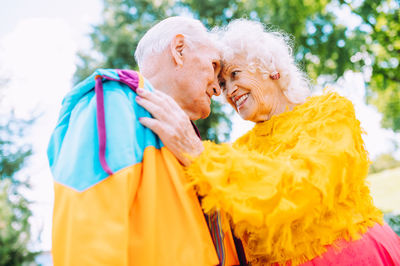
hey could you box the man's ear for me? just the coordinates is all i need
[170,34,185,67]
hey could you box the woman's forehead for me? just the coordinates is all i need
[221,56,247,75]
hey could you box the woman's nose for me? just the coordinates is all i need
[225,83,238,98]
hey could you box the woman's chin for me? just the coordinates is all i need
[238,111,251,121]
[238,111,262,123]
[231,103,255,122]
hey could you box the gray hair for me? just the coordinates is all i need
[218,19,310,104]
[135,16,215,70]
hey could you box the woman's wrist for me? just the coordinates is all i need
[180,138,204,166]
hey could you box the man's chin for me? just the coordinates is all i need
[201,109,211,119]
[191,108,210,121]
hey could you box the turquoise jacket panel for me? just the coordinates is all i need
[47,69,163,192]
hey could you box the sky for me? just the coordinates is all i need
[1,0,399,252]
[0,0,103,251]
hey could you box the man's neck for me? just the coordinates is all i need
[140,59,176,96]
[150,76,175,97]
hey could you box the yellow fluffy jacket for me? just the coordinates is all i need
[186,92,383,265]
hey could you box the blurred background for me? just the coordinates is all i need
[0,0,399,265]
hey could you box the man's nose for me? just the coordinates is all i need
[211,81,221,97]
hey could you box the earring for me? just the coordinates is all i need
[269,71,280,80]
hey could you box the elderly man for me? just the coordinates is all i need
[47,17,243,266]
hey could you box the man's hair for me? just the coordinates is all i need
[135,16,212,70]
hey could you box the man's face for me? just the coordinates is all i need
[174,44,222,120]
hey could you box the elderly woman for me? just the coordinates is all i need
[137,19,400,265]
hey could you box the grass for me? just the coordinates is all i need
[367,167,400,213]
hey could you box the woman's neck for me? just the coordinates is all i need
[257,92,298,123]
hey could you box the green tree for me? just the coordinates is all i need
[0,78,36,265]
[0,180,37,265]
[349,0,400,131]
[74,0,174,83]
[384,213,400,236]
[182,0,364,81]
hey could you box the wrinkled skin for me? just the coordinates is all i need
[219,55,293,122]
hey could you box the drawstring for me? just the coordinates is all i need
[93,70,140,176]
[95,75,113,175]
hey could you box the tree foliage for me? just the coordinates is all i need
[0,79,36,265]
[0,114,32,181]
[182,0,363,82]
[0,180,37,266]
[76,0,400,142]
[349,0,400,131]
[384,213,400,236]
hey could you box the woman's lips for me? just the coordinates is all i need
[234,93,249,110]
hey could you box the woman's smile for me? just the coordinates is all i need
[232,93,250,110]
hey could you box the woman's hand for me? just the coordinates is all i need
[135,88,204,166]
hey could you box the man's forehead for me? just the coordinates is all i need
[197,41,222,59]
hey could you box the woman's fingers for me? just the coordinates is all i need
[139,116,191,166]
[137,88,186,117]
[153,89,180,108]
[137,88,165,108]
[136,96,165,120]
[136,89,189,124]
[136,87,204,166]
[138,117,162,135]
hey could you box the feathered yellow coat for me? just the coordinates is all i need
[186,92,382,265]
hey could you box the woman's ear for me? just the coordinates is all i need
[170,34,185,67]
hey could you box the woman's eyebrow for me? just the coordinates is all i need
[221,64,234,76]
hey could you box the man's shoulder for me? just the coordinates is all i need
[48,69,163,191]
[61,69,152,118]
[73,68,140,95]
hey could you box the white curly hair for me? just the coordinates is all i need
[217,19,310,104]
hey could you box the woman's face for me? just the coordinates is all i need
[219,56,285,122]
